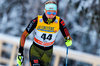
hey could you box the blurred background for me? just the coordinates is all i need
[0,0,100,66]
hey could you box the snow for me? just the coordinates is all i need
[77,0,93,13]
[59,0,69,9]
[41,0,47,3]
[0,0,5,5]
[1,12,7,23]
[96,0,99,4]
[89,30,97,45]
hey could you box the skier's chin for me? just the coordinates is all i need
[48,16,55,19]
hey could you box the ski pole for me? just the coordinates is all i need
[66,47,68,66]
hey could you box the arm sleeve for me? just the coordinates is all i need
[19,17,38,53]
[59,18,72,40]
[26,17,38,34]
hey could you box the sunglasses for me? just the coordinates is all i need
[47,12,57,15]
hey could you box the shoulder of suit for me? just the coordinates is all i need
[38,15,42,18]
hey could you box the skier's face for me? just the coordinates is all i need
[45,10,57,19]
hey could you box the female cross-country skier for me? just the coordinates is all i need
[17,1,72,66]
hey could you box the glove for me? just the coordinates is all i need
[65,39,72,47]
[17,52,24,66]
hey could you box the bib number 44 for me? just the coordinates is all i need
[41,33,52,40]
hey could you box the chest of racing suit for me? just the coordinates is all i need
[34,15,60,47]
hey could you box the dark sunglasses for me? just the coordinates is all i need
[47,12,56,15]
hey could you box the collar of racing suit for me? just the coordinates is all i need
[42,13,56,24]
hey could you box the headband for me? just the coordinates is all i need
[45,3,57,11]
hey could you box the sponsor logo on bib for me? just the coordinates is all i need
[39,18,43,22]
[37,26,54,32]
